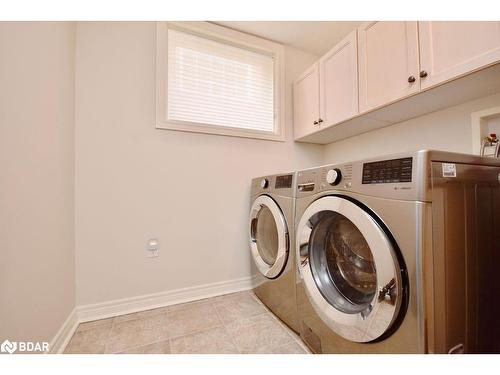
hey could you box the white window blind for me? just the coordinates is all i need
[167,28,275,133]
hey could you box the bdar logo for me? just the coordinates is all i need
[1,340,17,354]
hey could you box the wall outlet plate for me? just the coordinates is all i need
[146,238,160,258]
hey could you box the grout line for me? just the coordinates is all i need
[160,299,227,353]
[167,338,173,354]
[239,291,299,353]
[169,325,238,355]
[251,291,311,354]
[211,293,242,354]
[106,324,171,354]
[102,316,116,354]
[103,310,172,354]
[111,337,171,355]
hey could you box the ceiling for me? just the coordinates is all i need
[215,21,362,56]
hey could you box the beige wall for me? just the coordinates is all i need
[74,22,323,305]
[0,22,76,342]
[323,92,500,164]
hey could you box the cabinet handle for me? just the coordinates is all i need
[313,120,319,125]
[408,75,416,83]
[318,118,323,123]
[420,70,428,78]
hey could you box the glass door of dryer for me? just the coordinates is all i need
[249,195,289,279]
[296,195,407,342]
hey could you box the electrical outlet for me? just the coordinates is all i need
[146,238,159,258]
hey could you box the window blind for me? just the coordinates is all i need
[167,28,275,133]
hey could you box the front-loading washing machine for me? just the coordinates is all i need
[249,172,299,333]
[295,150,500,353]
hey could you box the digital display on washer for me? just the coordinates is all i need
[362,157,412,184]
[275,174,293,189]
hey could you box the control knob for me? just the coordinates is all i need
[260,178,269,189]
[326,168,342,186]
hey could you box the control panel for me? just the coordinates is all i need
[297,157,414,197]
[275,174,293,189]
[297,164,353,195]
[362,157,412,184]
[251,173,295,198]
[295,152,426,202]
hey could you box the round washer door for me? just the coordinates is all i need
[296,196,406,342]
[249,195,289,279]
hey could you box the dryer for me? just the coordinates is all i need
[295,150,500,353]
[249,172,299,333]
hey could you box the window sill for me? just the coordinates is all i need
[155,21,286,143]
[156,119,286,142]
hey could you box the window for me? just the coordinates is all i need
[156,22,285,141]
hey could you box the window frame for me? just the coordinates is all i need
[156,22,286,142]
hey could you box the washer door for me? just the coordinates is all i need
[249,195,289,279]
[296,196,405,342]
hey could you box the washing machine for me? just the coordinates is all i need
[249,172,299,333]
[295,150,500,353]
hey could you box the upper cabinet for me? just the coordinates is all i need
[419,21,500,89]
[294,21,500,143]
[293,63,320,139]
[319,30,359,127]
[358,22,420,113]
[293,31,359,139]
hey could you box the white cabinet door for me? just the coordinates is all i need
[419,22,500,90]
[319,30,359,127]
[293,63,320,139]
[358,21,420,113]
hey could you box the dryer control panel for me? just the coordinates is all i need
[251,172,296,198]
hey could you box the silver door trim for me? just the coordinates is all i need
[249,195,288,279]
[296,196,403,342]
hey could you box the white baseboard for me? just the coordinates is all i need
[48,308,79,354]
[49,275,256,353]
[77,275,256,323]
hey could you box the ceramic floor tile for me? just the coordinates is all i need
[267,341,308,354]
[113,306,169,324]
[105,313,171,353]
[168,298,213,313]
[117,339,171,354]
[210,291,251,303]
[225,313,296,354]
[170,326,239,354]
[64,325,111,354]
[64,291,312,354]
[76,318,114,332]
[213,291,267,324]
[167,302,222,338]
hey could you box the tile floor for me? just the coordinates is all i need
[64,291,310,354]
